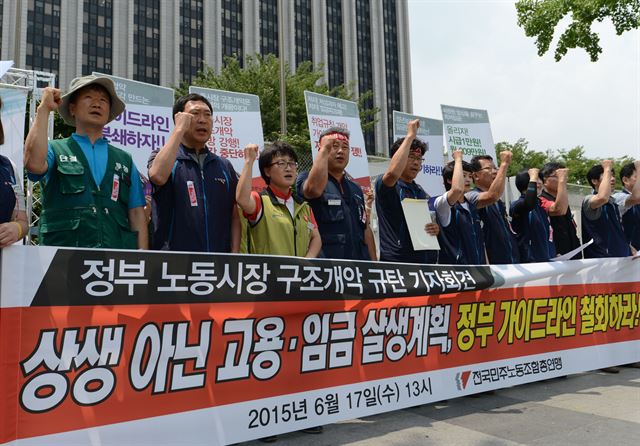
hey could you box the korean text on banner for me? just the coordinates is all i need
[393,111,445,196]
[441,104,496,162]
[0,88,28,185]
[1,246,639,445]
[189,86,264,187]
[304,91,371,190]
[94,73,174,176]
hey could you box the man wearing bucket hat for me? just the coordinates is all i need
[24,75,148,249]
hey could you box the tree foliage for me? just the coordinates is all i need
[496,137,634,187]
[516,0,640,61]
[177,54,380,158]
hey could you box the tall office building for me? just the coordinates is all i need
[0,0,412,155]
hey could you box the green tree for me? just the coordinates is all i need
[176,54,380,158]
[495,138,550,176]
[516,0,640,61]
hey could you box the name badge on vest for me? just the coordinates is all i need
[111,174,120,201]
[328,199,341,206]
[187,181,198,207]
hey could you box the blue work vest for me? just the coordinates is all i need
[375,177,438,264]
[510,196,556,263]
[477,196,520,264]
[0,155,17,224]
[297,171,369,260]
[437,199,486,265]
[620,189,640,250]
[582,197,630,258]
[152,146,237,252]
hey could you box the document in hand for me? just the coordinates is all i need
[400,198,440,251]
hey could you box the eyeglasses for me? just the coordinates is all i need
[479,166,497,172]
[270,160,299,169]
[408,155,424,162]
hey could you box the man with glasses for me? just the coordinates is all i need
[375,119,454,264]
[466,152,518,264]
[538,162,580,258]
[297,127,376,260]
[148,93,240,252]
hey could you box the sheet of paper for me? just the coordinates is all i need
[400,198,440,251]
[551,239,593,261]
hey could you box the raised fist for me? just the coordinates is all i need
[173,112,193,133]
[244,144,259,163]
[499,150,512,164]
[38,87,62,113]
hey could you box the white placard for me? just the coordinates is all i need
[393,111,445,196]
[304,91,371,190]
[441,104,495,162]
[94,73,175,176]
[189,86,264,185]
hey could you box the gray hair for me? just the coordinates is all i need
[319,126,350,140]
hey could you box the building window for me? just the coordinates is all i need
[222,0,243,64]
[294,0,312,66]
[0,0,4,51]
[26,0,61,77]
[180,0,203,83]
[383,0,400,147]
[356,0,375,154]
[82,0,113,75]
[134,0,160,84]
[326,0,344,88]
[259,0,278,56]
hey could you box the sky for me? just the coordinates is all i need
[408,0,640,160]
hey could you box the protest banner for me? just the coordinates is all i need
[304,91,371,190]
[0,87,28,185]
[189,86,265,188]
[393,111,445,196]
[94,73,174,176]
[1,245,638,445]
[441,104,495,162]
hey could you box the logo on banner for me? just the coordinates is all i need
[455,370,472,390]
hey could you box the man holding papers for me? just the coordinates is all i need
[375,119,463,264]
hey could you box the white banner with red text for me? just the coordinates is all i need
[0,246,638,445]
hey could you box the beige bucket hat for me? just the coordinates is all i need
[58,75,125,126]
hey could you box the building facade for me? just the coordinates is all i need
[0,0,412,154]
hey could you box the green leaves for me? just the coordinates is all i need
[516,0,640,61]
[497,138,633,187]
[176,54,380,158]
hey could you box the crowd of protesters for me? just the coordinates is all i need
[2,72,638,441]
[2,75,637,264]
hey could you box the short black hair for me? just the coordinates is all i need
[258,141,298,184]
[389,137,427,158]
[173,93,213,117]
[515,169,532,193]
[586,164,614,190]
[619,162,636,182]
[442,160,473,191]
[469,155,494,173]
[539,162,565,181]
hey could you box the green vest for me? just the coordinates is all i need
[39,137,138,249]
[246,189,314,257]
